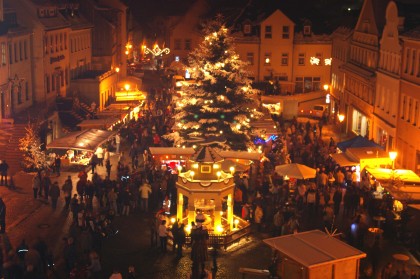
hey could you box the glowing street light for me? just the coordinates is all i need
[389,151,398,170]
[338,114,345,123]
[323,84,329,91]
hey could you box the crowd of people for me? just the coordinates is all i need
[0,74,418,278]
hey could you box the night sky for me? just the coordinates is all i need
[123,0,363,34]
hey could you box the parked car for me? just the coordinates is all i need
[298,105,328,119]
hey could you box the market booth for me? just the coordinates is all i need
[332,147,391,170]
[264,230,366,279]
[365,167,420,203]
[149,147,196,172]
[46,129,117,166]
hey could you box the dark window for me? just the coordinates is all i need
[265,25,272,39]
[8,43,12,64]
[282,26,289,39]
[25,81,29,101]
[298,53,305,65]
[24,40,27,60]
[185,39,191,50]
[281,53,288,66]
[174,39,181,50]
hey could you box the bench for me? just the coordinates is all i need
[238,267,270,278]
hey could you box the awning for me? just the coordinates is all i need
[218,150,262,161]
[77,118,120,130]
[46,129,117,152]
[331,153,358,167]
[337,136,383,152]
[365,168,420,184]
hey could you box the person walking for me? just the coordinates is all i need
[105,159,112,178]
[90,154,98,174]
[96,146,104,166]
[176,223,186,258]
[87,250,101,279]
[0,160,9,186]
[32,172,41,199]
[115,134,121,154]
[139,180,152,212]
[62,176,73,209]
[54,156,61,176]
[42,173,52,201]
[158,220,168,252]
[121,188,131,216]
[49,182,60,209]
[0,197,6,233]
[254,204,264,232]
[333,187,342,216]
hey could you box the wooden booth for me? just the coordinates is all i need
[264,230,366,279]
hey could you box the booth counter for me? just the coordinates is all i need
[47,129,117,166]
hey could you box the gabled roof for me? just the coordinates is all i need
[355,0,391,36]
[190,146,224,163]
[264,230,366,268]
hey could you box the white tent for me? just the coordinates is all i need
[46,129,117,152]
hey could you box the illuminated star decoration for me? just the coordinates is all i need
[143,45,170,57]
[324,58,332,66]
[310,56,320,65]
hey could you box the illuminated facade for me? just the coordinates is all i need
[397,30,420,173]
[373,1,400,152]
[9,0,71,104]
[0,4,34,120]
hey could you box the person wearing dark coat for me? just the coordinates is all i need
[42,174,52,200]
[0,197,6,233]
[49,182,60,209]
[333,188,342,216]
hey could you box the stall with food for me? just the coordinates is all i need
[364,167,420,221]
[331,147,392,183]
[46,129,117,167]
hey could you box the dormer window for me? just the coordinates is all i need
[304,26,311,36]
[244,24,251,34]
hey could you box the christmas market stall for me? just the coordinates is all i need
[46,129,117,167]
[363,167,420,222]
[264,230,366,279]
[149,147,196,173]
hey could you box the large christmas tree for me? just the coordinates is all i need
[170,17,259,151]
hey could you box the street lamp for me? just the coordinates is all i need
[323,84,329,91]
[389,151,398,170]
[337,114,345,141]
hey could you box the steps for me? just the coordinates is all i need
[0,123,28,176]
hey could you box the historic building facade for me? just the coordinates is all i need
[373,1,401,151]
[397,29,420,173]
[338,0,390,139]
[0,2,33,120]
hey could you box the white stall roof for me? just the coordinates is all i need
[264,230,366,268]
[46,129,117,152]
[219,150,262,161]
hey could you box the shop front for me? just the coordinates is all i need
[351,109,370,138]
